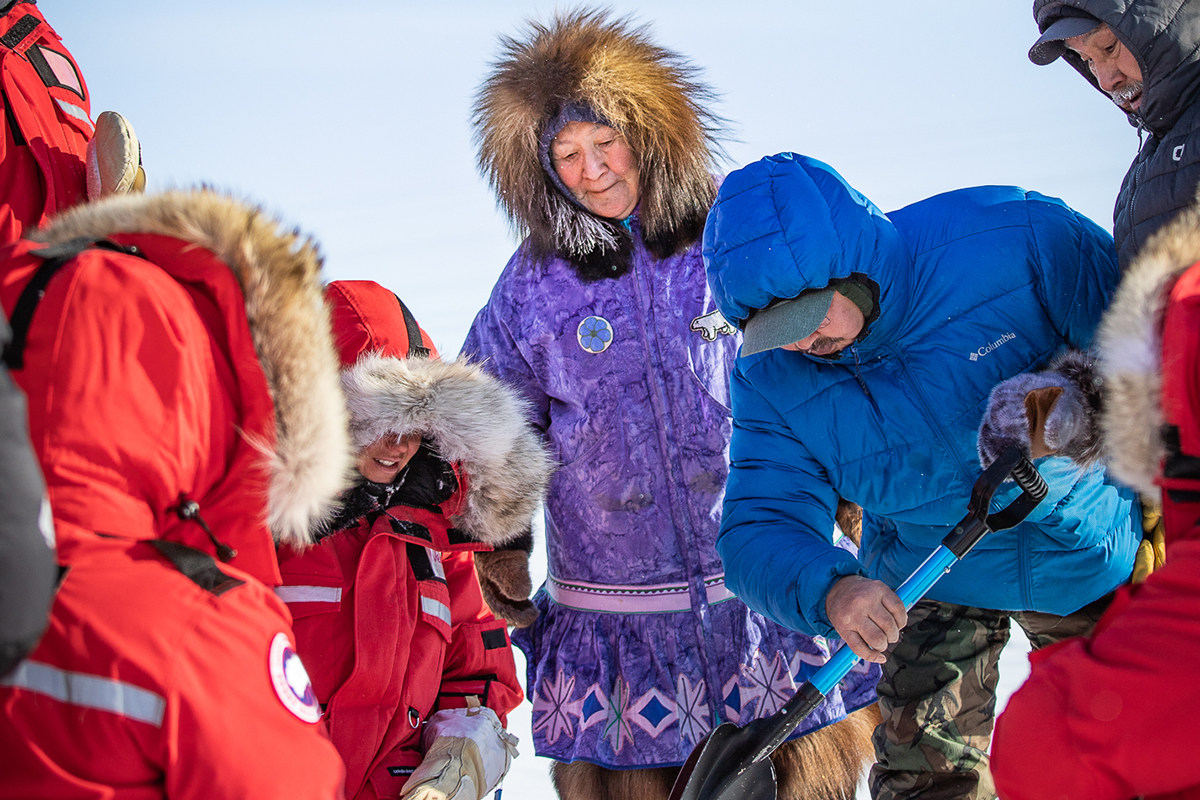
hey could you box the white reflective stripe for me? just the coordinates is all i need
[54,97,93,130]
[2,661,165,727]
[425,547,446,580]
[421,595,452,626]
[275,585,342,604]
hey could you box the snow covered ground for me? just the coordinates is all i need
[498,531,1034,800]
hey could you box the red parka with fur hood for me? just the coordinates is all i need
[0,191,353,799]
[992,198,1200,800]
[276,280,551,800]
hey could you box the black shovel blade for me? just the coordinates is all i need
[669,720,778,800]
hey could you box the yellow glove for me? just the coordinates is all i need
[1131,499,1167,584]
[86,111,146,200]
[400,706,519,800]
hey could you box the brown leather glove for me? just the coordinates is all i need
[475,549,538,628]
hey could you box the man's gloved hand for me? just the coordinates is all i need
[400,706,520,800]
[86,111,146,200]
[1131,498,1167,584]
[475,549,538,628]
[978,371,1089,468]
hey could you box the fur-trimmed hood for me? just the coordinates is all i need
[1095,197,1200,498]
[473,7,725,270]
[30,190,353,554]
[327,280,553,546]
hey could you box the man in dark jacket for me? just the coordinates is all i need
[1029,0,1200,268]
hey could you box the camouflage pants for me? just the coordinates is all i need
[867,595,1113,800]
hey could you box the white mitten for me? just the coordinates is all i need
[86,111,146,200]
[400,706,519,800]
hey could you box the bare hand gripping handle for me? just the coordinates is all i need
[669,446,1048,800]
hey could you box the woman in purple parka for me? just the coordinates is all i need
[462,10,881,799]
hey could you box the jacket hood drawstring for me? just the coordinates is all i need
[171,493,237,562]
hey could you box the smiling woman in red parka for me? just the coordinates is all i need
[276,280,554,800]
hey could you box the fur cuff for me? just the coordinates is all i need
[977,349,1103,469]
[1045,349,1104,467]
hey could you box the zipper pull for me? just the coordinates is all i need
[850,345,872,397]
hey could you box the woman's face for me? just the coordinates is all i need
[550,121,640,220]
[356,432,421,484]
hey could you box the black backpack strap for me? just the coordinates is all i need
[392,293,430,358]
[3,238,146,370]
[147,540,245,597]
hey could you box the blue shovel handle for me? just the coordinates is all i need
[750,446,1047,763]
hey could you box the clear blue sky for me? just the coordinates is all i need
[54,0,1135,353]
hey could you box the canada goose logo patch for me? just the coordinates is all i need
[578,316,614,353]
[690,309,737,341]
[268,632,321,723]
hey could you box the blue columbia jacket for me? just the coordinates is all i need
[705,153,1139,638]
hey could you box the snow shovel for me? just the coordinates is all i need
[668,445,1048,800]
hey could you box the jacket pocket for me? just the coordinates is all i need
[276,540,345,620]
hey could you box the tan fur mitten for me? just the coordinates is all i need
[979,372,1087,466]
[835,498,863,546]
[474,549,538,628]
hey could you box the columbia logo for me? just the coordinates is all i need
[969,332,1016,361]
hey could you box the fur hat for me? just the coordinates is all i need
[326,280,554,544]
[473,7,725,278]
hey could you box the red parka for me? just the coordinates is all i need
[992,207,1200,800]
[0,191,353,799]
[277,280,552,800]
[0,1,91,245]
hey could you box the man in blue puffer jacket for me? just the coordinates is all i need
[704,152,1139,800]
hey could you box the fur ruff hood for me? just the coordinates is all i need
[341,353,553,546]
[1094,199,1200,499]
[473,8,725,268]
[31,189,353,548]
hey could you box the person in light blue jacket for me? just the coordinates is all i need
[704,152,1139,800]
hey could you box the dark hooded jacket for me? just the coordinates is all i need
[1033,0,1200,267]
